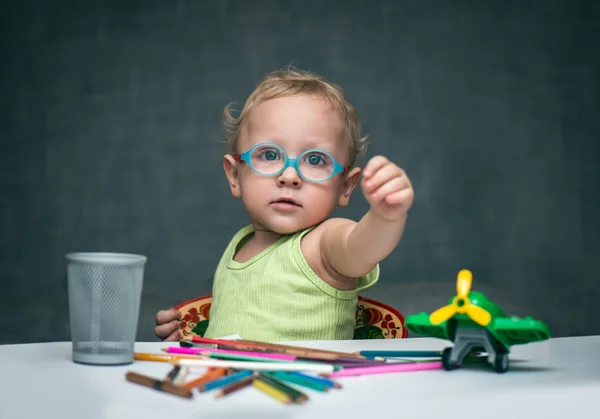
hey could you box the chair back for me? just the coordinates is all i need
[174,294,407,340]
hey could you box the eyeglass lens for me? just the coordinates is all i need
[249,144,335,181]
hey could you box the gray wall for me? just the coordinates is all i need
[1,0,598,344]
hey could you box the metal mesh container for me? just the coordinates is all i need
[66,252,146,365]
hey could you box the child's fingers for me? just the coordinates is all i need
[383,188,414,206]
[362,156,390,178]
[363,165,405,194]
[369,177,407,201]
[156,309,180,325]
[166,329,182,342]
[154,319,179,339]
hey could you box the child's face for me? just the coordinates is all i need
[223,94,362,235]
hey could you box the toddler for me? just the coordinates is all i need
[155,67,414,342]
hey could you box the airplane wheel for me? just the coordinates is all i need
[441,348,457,371]
[494,352,509,373]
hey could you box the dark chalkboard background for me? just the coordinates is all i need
[1,0,599,343]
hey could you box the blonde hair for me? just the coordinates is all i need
[222,66,370,167]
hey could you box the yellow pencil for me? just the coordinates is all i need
[134,352,201,363]
[253,378,292,404]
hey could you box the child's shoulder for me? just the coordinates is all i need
[300,217,361,291]
[303,217,358,251]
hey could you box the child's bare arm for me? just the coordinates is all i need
[321,156,414,279]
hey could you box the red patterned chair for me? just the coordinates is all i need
[174,294,407,340]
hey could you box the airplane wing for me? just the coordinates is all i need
[489,316,551,347]
[405,312,453,341]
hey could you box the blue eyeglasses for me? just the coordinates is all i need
[234,142,349,183]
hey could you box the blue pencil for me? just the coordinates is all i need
[199,370,254,392]
[359,350,442,358]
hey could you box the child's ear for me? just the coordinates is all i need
[223,154,242,198]
[337,167,362,207]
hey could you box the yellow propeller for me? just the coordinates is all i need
[429,269,492,326]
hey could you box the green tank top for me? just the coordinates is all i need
[203,224,379,342]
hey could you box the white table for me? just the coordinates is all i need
[1,336,599,419]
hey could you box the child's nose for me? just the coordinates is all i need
[277,167,302,187]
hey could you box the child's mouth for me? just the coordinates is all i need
[272,199,301,207]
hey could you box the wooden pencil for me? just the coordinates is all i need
[185,336,365,359]
[236,339,366,359]
[214,374,257,399]
[358,350,443,358]
[259,372,308,403]
[270,371,329,392]
[175,358,335,373]
[172,366,190,385]
[125,371,193,399]
[183,367,228,389]
[198,370,254,392]
[216,343,341,361]
[253,377,293,404]
[164,365,182,383]
[134,352,204,363]
[284,371,342,389]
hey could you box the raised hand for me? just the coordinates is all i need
[361,155,414,221]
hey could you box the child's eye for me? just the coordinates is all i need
[259,148,281,161]
[304,153,325,165]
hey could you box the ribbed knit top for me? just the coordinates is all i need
[203,224,379,341]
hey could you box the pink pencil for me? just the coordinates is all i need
[165,347,296,361]
[326,361,443,377]
[165,347,204,355]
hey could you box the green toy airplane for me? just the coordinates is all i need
[405,269,551,373]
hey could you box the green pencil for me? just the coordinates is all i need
[270,371,329,392]
[204,352,283,363]
[258,372,309,403]
[204,352,344,370]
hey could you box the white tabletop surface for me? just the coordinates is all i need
[1,336,599,419]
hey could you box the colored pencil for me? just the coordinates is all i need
[270,371,329,392]
[175,358,336,373]
[180,340,203,348]
[172,366,190,385]
[199,370,254,392]
[358,350,443,358]
[216,342,356,362]
[237,338,366,359]
[253,377,293,404]
[215,374,256,399]
[312,358,387,367]
[214,343,337,361]
[326,361,443,377]
[163,347,204,355]
[183,367,228,389]
[134,352,201,363]
[165,347,296,361]
[164,365,182,383]
[125,371,193,399]
[203,352,293,363]
[186,336,365,359]
[284,371,342,389]
[259,372,308,403]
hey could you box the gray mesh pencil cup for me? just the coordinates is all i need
[66,252,146,365]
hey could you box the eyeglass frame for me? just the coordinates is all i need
[233,142,350,183]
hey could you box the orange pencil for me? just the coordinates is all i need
[183,367,229,390]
